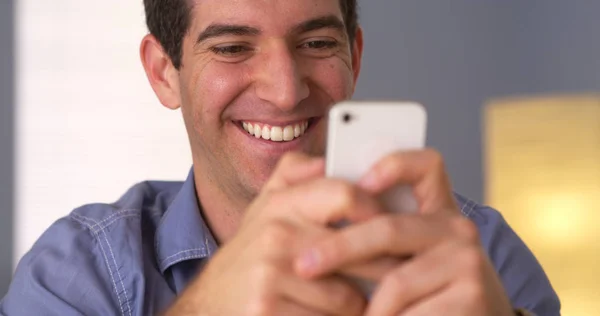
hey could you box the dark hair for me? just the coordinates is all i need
[143,0,359,69]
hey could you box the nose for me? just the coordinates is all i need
[253,42,310,112]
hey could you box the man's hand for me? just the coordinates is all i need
[294,149,515,316]
[166,153,381,316]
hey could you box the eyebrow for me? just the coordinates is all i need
[291,15,346,35]
[196,25,261,44]
[195,15,346,45]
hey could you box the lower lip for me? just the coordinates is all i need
[234,118,320,150]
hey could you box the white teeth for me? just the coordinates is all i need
[283,126,294,141]
[261,126,271,140]
[271,127,283,142]
[294,124,301,138]
[254,125,261,138]
[242,120,310,142]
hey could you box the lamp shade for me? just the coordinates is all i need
[485,94,600,316]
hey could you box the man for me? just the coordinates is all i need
[1,0,560,315]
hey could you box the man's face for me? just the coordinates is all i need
[177,0,362,201]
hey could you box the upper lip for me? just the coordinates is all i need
[235,117,317,126]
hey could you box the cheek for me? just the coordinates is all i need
[308,59,355,100]
[188,62,251,123]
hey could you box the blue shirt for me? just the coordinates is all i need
[1,169,560,315]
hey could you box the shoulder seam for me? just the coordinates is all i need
[69,212,134,316]
[86,209,141,232]
[458,197,477,217]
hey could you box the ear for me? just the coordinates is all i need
[350,26,364,90]
[140,34,182,110]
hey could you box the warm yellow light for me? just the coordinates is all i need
[485,94,600,316]
[560,288,600,316]
[523,191,593,249]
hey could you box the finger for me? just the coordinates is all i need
[364,241,459,316]
[395,256,513,316]
[264,152,325,192]
[273,299,328,316]
[357,149,457,213]
[278,274,366,316]
[395,284,464,316]
[339,256,403,283]
[272,178,384,226]
[295,214,476,277]
[334,257,404,299]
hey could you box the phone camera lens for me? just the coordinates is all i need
[343,113,352,123]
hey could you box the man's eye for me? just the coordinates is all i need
[210,45,251,56]
[300,40,338,50]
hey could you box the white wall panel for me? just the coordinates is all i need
[15,1,192,266]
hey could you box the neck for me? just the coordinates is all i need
[192,164,251,244]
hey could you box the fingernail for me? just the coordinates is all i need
[358,173,379,191]
[296,249,320,274]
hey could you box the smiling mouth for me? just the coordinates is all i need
[236,118,317,142]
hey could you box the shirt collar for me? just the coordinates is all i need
[155,168,218,274]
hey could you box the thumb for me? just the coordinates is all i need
[263,152,325,192]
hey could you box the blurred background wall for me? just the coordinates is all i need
[1,0,599,311]
[12,1,192,274]
[0,0,15,299]
[355,0,600,201]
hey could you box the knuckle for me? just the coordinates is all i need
[246,264,279,316]
[264,191,284,208]
[260,220,294,254]
[256,191,286,219]
[328,282,357,310]
[378,216,400,243]
[381,154,403,174]
[252,263,279,290]
[321,239,343,261]
[247,295,275,316]
[451,216,480,241]
[316,236,347,266]
[459,246,484,272]
[426,148,444,165]
[383,269,409,296]
[263,221,290,241]
[278,152,301,168]
[261,189,294,217]
[462,281,486,310]
[332,181,360,209]
[269,153,301,182]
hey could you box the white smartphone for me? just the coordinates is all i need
[325,100,428,296]
[326,100,428,214]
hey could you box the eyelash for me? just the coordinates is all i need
[210,45,252,56]
[298,40,339,50]
[209,40,339,58]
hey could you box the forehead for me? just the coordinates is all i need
[189,0,343,33]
